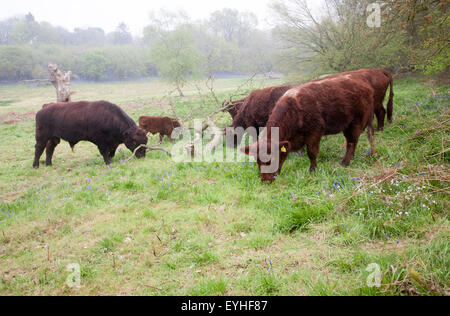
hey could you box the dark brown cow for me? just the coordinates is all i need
[222,98,246,119]
[228,85,293,146]
[241,76,375,182]
[139,116,181,143]
[33,101,148,168]
[313,69,394,130]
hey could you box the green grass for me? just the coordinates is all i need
[0,75,448,296]
[0,100,15,107]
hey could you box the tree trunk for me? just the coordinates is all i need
[48,64,72,102]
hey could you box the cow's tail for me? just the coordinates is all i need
[385,70,394,124]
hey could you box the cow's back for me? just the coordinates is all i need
[270,77,374,137]
[139,116,178,136]
[233,85,292,129]
[36,101,135,142]
[315,69,390,100]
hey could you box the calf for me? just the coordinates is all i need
[313,69,394,130]
[139,116,181,143]
[241,76,375,182]
[228,85,293,146]
[33,101,148,168]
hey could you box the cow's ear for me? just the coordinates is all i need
[240,145,256,157]
[279,141,292,154]
[124,128,133,138]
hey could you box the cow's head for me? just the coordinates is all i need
[124,127,148,158]
[241,140,292,183]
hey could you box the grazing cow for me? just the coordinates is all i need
[241,76,375,183]
[222,98,246,120]
[139,116,181,143]
[33,101,148,168]
[313,69,394,130]
[227,85,293,146]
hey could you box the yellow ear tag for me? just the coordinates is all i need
[281,146,287,153]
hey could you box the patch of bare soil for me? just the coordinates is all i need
[0,112,36,125]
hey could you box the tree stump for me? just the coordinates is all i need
[48,64,72,102]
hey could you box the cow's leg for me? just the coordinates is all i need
[159,134,164,144]
[254,125,260,143]
[98,146,112,165]
[33,141,47,169]
[342,142,356,167]
[109,145,119,159]
[45,137,60,166]
[375,104,386,131]
[367,122,375,156]
[306,134,322,172]
[342,125,362,167]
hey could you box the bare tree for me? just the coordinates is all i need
[48,63,72,102]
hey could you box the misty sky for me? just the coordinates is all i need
[0,0,277,35]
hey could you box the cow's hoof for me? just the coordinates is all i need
[33,165,39,169]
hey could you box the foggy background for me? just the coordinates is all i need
[1,0,276,35]
[0,0,447,84]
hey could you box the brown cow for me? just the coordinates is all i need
[139,116,181,143]
[313,69,394,131]
[34,101,148,168]
[227,85,293,146]
[241,76,375,182]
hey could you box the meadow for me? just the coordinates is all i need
[0,75,448,296]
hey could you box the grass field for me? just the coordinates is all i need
[0,75,448,296]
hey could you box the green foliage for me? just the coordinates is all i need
[272,0,449,76]
[149,27,202,92]
[0,46,35,80]
[0,45,156,82]
[81,50,109,81]
[412,9,450,75]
